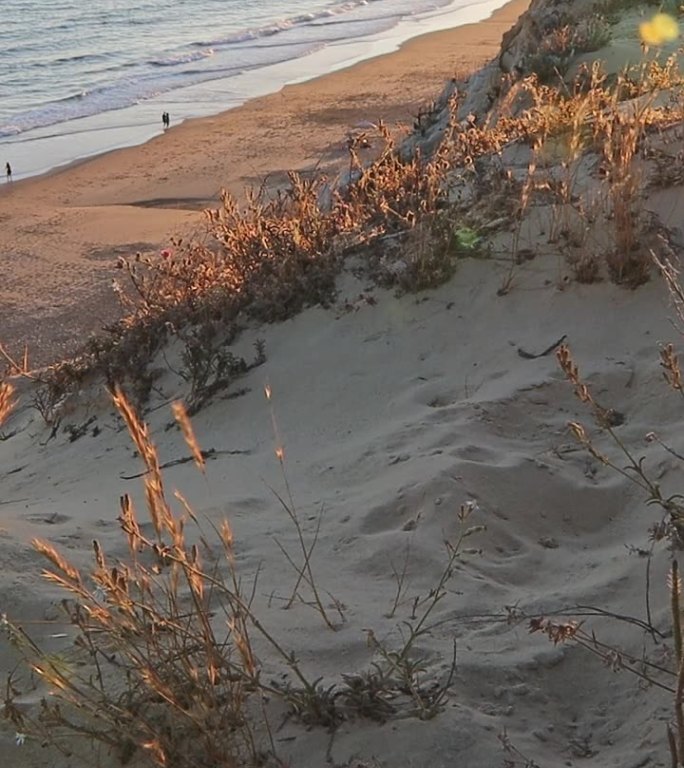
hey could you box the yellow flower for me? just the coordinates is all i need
[639,13,679,46]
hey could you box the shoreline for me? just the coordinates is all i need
[1,0,518,184]
[0,0,529,367]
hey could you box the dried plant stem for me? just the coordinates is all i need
[387,542,411,619]
[269,484,337,630]
[0,341,33,379]
[673,560,682,663]
[672,560,684,767]
[264,384,337,629]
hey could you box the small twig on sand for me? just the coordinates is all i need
[119,447,251,479]
[517,334,568,360]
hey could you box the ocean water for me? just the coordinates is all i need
[0,0,510,179]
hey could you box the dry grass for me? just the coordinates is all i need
[525,325,684,765]
[524,16,612,84]
[1,388,483,765]
[22,107,489,414]
[18,41,684,417]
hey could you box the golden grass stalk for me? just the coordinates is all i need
[112,386,177,542]
[32,539,82,585]
[172,401,205,473]
[0,381,16,426]
[661,343,684,394]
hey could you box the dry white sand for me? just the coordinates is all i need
[0,250,680,766]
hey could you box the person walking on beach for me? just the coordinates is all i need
[162,111,170,129]
[5,162,11,182]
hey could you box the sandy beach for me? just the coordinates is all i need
[4,1,684,766]
[0,0,529,368]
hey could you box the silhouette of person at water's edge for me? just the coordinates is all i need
[5,162,11,181]
[162,111,170,129]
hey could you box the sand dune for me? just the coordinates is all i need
[0,252,677,766]
[4,1,683,766]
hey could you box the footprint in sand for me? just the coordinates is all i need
[25,512,71,525]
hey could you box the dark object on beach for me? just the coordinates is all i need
[162,111,170,129]
[5,162,11,181]
[517,334,567,360]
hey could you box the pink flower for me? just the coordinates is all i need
[160,248,172,259]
